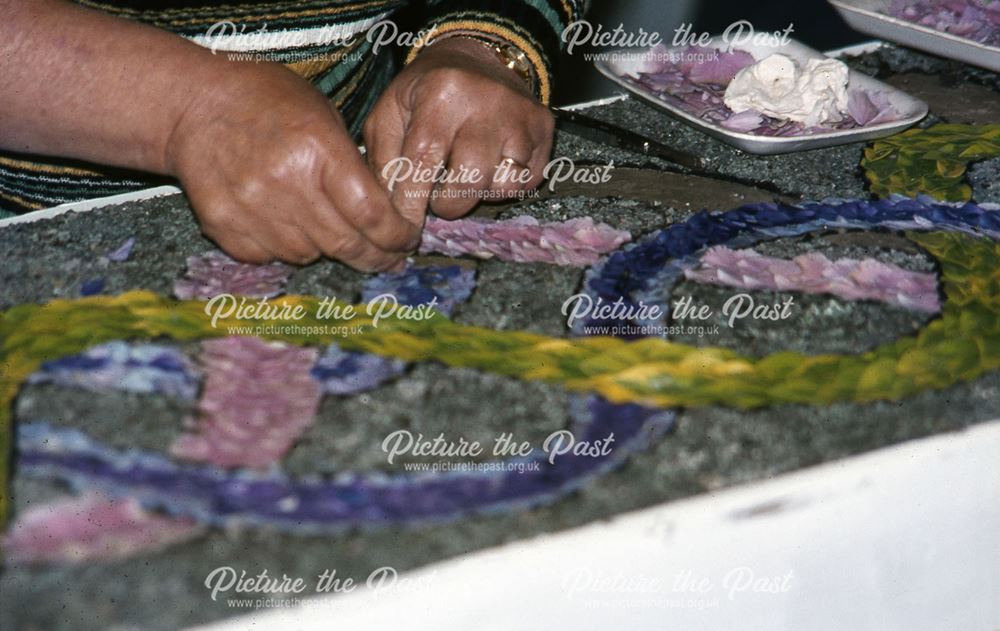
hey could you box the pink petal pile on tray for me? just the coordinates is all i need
[169,337,321,468]
[420,216,631,266]
[4,492,201,565]
[174,250,294,300]
[684,246,941,313]
[621,45,899,136]
[888,0,1000,47]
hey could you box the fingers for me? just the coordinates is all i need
[389,100,552,219]
[196,193,407,272]
[214,235,274,265]
[427,117,552,218]
[494,107,554,195]
[324,143,422,251]
[171,61,422,272]
[521,110,555,191]
[391,117,455,225]
[188,187,320,266]
[300,184,409,272]
[188,154,423,272]
[185,63,557,270]
[364,59,557,224]
[363,101,405,193]
[494,134,540,196]
[430,124,500,218]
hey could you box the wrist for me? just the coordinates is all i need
[162,60,292,175]
[417,35,537,98]
[159,53,244,175]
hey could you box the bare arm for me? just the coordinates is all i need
[0,0,419,270]
[0,0,216,173]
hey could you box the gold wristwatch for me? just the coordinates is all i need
[436,32,537,95]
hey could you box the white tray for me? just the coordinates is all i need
[594,37,928,155]
[830,0,1000,72]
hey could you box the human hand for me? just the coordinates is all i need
[165,62,420,269]
[363,36,555,222]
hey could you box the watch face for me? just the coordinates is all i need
[497,45,535,91]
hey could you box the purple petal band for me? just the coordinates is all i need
[419,216,631,266]
[16,398,674,533]
[684,246,941,313]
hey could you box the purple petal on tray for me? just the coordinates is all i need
[4,492,201,565]
[848,90,880,126]
[720,109,765,131]
[988,2,1000,27]
[173,250,294,300]
[685,48,755,85]
[887,0,1000,46]
[868,91,900,125]
[848,90,899,126]
[621,45,905,136]
[169,337,321,469]
[633,43,674,74]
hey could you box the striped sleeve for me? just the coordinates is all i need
[407,0,589,104]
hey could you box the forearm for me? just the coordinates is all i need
[0,0,226,174]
